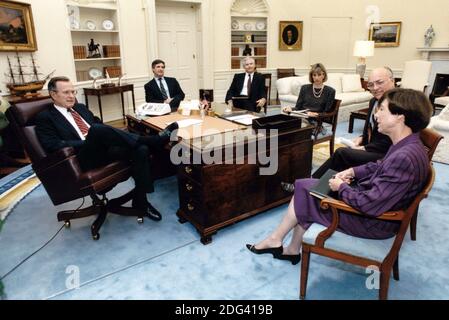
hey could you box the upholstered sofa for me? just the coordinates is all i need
[276,73,373,122]
[427,102,449,164]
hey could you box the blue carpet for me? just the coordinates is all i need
[0,120,448,300]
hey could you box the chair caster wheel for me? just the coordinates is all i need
[137,217,144,224]
[64,221,71,228]
[92,233,100,240]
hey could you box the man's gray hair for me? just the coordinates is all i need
[383,66,394,79]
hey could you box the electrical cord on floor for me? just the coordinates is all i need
[0,197,86,281]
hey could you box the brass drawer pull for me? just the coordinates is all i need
[185,166,193,174]
[187,203,195,211]
[186,183,193,191]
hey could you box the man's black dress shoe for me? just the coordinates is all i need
[246,244,283,258]
[159,122,179,139]
[145,202,162,221]
[281,182,295,193]
[275,253,301,265]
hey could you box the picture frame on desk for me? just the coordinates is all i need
[0,0,37,52]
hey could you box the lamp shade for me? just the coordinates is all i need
[353,40,375,57]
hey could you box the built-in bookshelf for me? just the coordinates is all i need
[231,16,267,69]
[66,1,122,82]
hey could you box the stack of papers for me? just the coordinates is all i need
[226,114,260,126]
[336,137,356,148]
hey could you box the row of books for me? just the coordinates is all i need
[73,46,87,59]
[103,45,121,58]
[104,66,122,78]
[252,34,267,42]
[254,47,266,56]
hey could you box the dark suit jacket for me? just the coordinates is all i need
[35,103,100,154]
[361,98,392,154]
[225,72,267,112]
[144,77,185,112]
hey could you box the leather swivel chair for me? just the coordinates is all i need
[8,98,145,240]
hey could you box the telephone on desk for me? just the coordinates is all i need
[137,103,171,116]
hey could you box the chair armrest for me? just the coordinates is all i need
[33,147,77,171]
[320,197,405,221]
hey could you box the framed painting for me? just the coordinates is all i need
[368,22,401,47]
[0,0,37,51]
[279,21,302,51]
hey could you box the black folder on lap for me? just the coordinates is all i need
[309,169,356,200]
[231,96,249,109]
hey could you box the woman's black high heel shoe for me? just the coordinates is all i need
[246,244,283,258]
[275,253,301,265]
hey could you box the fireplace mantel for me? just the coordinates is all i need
[417,47,449,60]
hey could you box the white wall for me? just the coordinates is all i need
[213,0,449,72]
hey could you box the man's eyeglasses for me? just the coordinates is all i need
[53,90,78,96]
[366,80,386,89]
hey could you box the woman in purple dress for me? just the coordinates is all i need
[247,88,433,265]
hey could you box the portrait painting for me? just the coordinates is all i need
[279,21,302,51]
[368,22,401,47]
[0,0,37,51]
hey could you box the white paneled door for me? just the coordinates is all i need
[156,2,199,100]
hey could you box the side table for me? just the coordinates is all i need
[348,107,369,133]
[83,84,136,121]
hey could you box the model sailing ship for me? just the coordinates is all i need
[5,52,54,96]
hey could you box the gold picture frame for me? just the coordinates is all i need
[368,22,401,48]
[279,21,302,51]
[0,0,37,51]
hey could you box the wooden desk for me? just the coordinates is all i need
[128,111,313,244]
[83,84,135,121]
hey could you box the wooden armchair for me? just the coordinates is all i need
[300,165,435,300]
[409,128,443,240]
[8,98,145,240]
[312,99,341,156]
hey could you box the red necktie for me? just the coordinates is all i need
[247,74,252,96]
[69,108,89,136]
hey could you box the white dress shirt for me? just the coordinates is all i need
[155,77,171,99]
[54,104,90,140]
[240,73,253,96]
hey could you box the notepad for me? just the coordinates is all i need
[309,169,339,200]
[337,137,356,148]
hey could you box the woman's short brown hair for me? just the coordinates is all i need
[379,88,432,133]
[309,63,328,83]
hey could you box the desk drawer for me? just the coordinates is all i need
[178,164,202,183]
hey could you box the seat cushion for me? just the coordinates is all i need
[434,96,449,107]
[325,73,344,93]
[342,74,364,93]
[291,75,309,96]
[303,223,395,261]
[278,94,298,105]
[276,76,301,95]
[336,92,372,106]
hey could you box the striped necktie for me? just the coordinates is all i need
[247,74,252,96]
[68,108,89,136]
[159,78,168,100]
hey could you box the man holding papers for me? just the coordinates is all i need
[144,59,185,112]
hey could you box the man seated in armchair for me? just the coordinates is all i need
[35,76,178,220]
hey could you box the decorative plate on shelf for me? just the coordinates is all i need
[102,19,114,30]
[88,68,103,79]
[256,21,266,31]
[85,20,96,30]
[231,20,239,30]
[243,23,252,31]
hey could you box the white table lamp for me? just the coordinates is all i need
[353,40,374,79]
